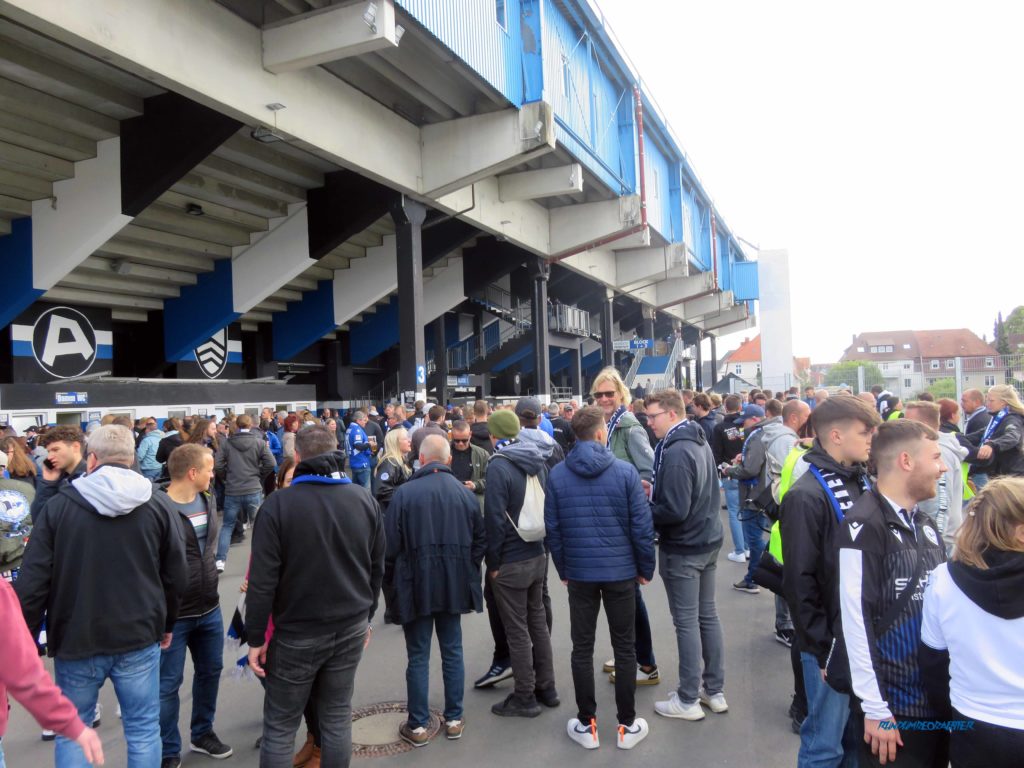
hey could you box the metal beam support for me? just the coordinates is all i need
[433,316,448,405]
[601,288,615,368]
[530,257,551,400]
[710,335,718,386]
[392,196,427,400]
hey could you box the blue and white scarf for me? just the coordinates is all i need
[651,420,689,497]
[606,405,628,448]
[982,407,1008,443]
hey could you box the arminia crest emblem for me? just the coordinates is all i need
[194,329,228,378]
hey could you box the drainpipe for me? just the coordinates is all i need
[548,84,649,263]
[710,211,719,287]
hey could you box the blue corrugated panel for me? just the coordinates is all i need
[397,0,523,104]
[643,138,672,240]
[732,260,759,301]
[695,200,713,272]
[716,230,731,292]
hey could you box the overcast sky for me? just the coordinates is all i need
[597,0,1024,363]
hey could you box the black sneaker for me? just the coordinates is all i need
[732,579,760,594]
[474,663,513,689]
[535,687,560,708]
[491,693,542,718]
[788,700,807,734]
[161,758,182,768]
[774,628,795,647]
[230,532,245,545]
[190,731,233,759]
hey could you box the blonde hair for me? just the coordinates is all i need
[591,366,631,406]
[380,427,411,479]
[987,384,1024,416]
[954,476,1024,569]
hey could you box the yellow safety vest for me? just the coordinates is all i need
[961,462,975,502]
[886,410,903,421]
[768,444,810,564]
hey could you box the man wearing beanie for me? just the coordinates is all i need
[480,408,558,717]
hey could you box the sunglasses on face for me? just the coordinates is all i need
[452,438,470,445]
[593,391,617,400]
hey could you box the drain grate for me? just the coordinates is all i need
[351,701,442,758]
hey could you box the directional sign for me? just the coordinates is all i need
[416,365,426,385]
[630,339,653,350]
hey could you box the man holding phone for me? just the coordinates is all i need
[31,426,87,520]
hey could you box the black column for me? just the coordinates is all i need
[710,335,719,386]
[695,333,703,391]
[569,345,583,400]
[434,317,449,405]
[601,291,615,367]
[642,308,656,343]
[529,258,551,399]
[391,196,427,398]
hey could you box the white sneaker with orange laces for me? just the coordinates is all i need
[567,718,600,749]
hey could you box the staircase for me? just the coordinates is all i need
[627,337,684,390]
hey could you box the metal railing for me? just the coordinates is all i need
[447,303,533,370]
[624,345,646,387]
[548,301,591,337]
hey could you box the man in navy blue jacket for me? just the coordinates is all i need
[545,406,655,751]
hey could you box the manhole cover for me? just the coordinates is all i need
[351,701,442,758]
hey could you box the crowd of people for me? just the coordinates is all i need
[0,377,1022,768]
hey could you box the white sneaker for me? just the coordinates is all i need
[567,718,600,749]
[609,665,660,686]
[215,560,225,573]
[602,658,615,673]
[745,549,750,558]
[654,691,705,721]
[699,688,729,713]
[726,551,747,563]
[116,703,122,719]
[92,703,102,727]
[617,718,649,749]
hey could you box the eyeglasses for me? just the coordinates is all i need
[452,438,470,445]
[646,410,669,420]
[593,390,617,400]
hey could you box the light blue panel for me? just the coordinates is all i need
[716,230,731,292]
[668,163,682,243]
[521,0,544,102]
[642,137,672,239]
[732,260,759,301]
[397,0,523,104]
[695,199,713,273]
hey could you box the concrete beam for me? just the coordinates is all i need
[549,195,643,255]
[333,235,397,327]
[498,163,582,202]
[262,0,400,74]
[422,255,465,323]
[421,102,556,198]
[696,303,750,331]
[708,315,756,338]
[436,178,549,257]
[615,242,687,291]
[653,271,717,310]
[682,290,734,320]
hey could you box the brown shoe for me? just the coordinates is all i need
[399,722,430,748]
[293,732,315,767]
[445,719,465,740]
[304,746,320,768]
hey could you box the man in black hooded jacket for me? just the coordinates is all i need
[780,394,880,766]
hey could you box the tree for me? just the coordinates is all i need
[995,311,1011,355]
[1006,306,1024,335]
[926,378,957,399]
[824,361,885,393]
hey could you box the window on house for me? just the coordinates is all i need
[904,378,912,388]
[881,362,889,371]
[985,375,996,387]
[756,364,762,374]
[985,357,994,368]
[946,359,955,369]
[735,365,742,375]
[930,360,940,370]
[904,363,912,370]
[496,0,507,29]
[903,343,911,350]
[857,347,865,353]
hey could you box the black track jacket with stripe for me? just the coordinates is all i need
[836,490,946,721]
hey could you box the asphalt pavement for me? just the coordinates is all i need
[4,508,800,767]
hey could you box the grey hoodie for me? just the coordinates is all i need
[72,465,154,518]
[919,432,969,551]
[483,435,552,571]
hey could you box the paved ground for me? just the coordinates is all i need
[4,509,800,766]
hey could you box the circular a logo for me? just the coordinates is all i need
[923,526,939,546]
[0,489,30,526]
[31,306,98,379]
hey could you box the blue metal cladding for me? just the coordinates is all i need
[272,279,336,361]
[731,248,760,300]
[521,0,544,102]
[695,200,713,273]
[396,0,523,105]
[716,230,731,292]
[349,296,400,365]
[164,259,240,363]
[642,138,672,240]
[0,217,43,331]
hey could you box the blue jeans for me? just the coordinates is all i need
[722,478,744,554]
[351,466,371,490]
[658,547,725,704]
[798,651,858,768]
[0,738,6,768]
[159,608,224,759]
[140,467,162,481]
[972,472,989,490]
[403,613,464,727]
[217,492,261,562]
[743,509,769,584]
[55,644,161,768]
[261,624,366,768]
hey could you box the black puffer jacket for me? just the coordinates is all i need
[152,486,220,620]
[375,456,411,511]
[980,411,1024,477]
[780,443,871,667]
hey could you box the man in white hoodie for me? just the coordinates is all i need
[906,401,969,552]
[16,425,188,767]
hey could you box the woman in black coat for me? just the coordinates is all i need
[975,385,1024,477]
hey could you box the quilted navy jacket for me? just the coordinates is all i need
[544,440,655,583]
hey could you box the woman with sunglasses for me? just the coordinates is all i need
[590,367,660,688]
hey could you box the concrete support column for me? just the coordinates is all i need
[529,257,551,401]
[569,345,583,400]
[434,317,449,405]
[642,306,656,344]
[695,332,703,391]
[392,196,427,400]
[710,335,719,386]
[601,289,615,368]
